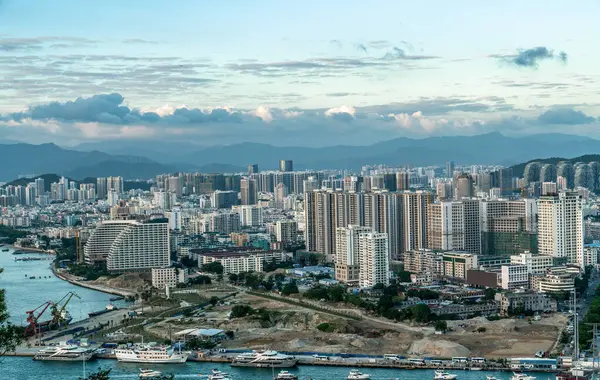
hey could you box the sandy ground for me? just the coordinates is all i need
[143,291,567,358]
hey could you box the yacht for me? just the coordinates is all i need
[511,374,536,380]
[139,369,163,378]
[33,344,95,361]
[433,371,457,380]
[274,370,298,380]
[231,350,298,368]
[486,376,498,380]
[114,343,188,364]
[347,370,371,380]
[209,374,232,380]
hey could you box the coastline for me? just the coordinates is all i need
[51,266,136,298]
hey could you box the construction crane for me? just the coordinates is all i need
[50,291,80,328]
[25,301,54,337]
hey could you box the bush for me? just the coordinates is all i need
[230,305,254,318]
[316,322,337,333]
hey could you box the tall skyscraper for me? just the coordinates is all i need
[523,162,541,186]
[275,220,298,245]
[35,177,45,196]
[396,171,410,191]
[96,177,107,199]
[538,191,583,264]
[401,191,431,252]
[274,182,288,209]
[428,199,482,254]
[446,161,455,178]
[234,205,263,227]
[335,225,372,285]
[557,162,575,190]
[455,173,474,199]
[359,231,390,288]
[279,159,293,172]
[107,176,124,194]
[168,176,183,198]
[248,164,259,174]
[240,178,257,205]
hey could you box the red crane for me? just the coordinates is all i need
[24,300,55,337]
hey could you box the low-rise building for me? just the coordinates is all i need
[195,249,292,274]
[533,273,575,293]
[429,302,499,318]
[510,252,554,274]
[442,252,478,280]
[403,249,443,276]
[495,291,557,315]
[501,264,529,290]
[151,267,187,289]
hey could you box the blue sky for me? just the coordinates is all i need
[0,0,599,146]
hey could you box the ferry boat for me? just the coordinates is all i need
[433,371,457,380]
[33,344,95,361]
[511,374,536,380]
[231,350,298,368]
[274,370,298,379]
[347,369,371,380]
[139,369,163,378]
[114,343,188,364]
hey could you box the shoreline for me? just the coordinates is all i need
[1,352,560,372]
[51,266,136,298]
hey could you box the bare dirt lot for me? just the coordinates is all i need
[147,291,567,358]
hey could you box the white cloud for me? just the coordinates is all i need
[249,106,273,123]
[324,105,356,118]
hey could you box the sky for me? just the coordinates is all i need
[1,0,600,147]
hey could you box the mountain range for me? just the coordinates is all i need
[1,133,599,182]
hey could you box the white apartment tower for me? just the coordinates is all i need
[537,191,583,264]
[358,231,390,288]
[428,199,482,254]
[335,225,372,284]
[85,219,170,271]
[234,205,263,227]
[275,220,298,245]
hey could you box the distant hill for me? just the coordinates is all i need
[178,133,600,170]
[510,154,600,177]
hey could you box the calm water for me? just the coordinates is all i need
[0,249,128,325]
[0,357,536,380]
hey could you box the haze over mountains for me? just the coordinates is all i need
[1,132,599,182]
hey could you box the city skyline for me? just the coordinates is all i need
[1,1,600,146]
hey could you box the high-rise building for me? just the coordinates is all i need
[446,161,455,178]
[248,164,259,174]
[240,178,257,205]
[359,231,390,288]
[274,182,288,209]
[234,205,263,227]
[210,190,239,209]
[480,198,538,255]
[455,174,474,199]
[107,176,124,194]
[168,176,183,198]
[275,220,298,246]
[335,225,372,285]
[208,212,241,234]
[396,171,410,191]
[540,164,557,183]
[35,178,45,196]
[401,191,431,252]
[557,162,575,190]
[279,160,293,172]
[575,163,594,190]
[538,191,583,264]
[96,177,107,199]
[428,199,482,254]
[523,162,541,186]
[85,218,170,272]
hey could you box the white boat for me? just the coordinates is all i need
[231,350,298,368]
[33,344,95,361]
[275,370,299,380]
[212,369,229,376]
[434,371,458,380]
[486,376,498,380]
[114,343,188,364]
[209,375,232,380]
[139,369,163,378]
[347,369,371,380]
[511,374,536,380]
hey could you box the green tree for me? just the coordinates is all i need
[0,267,23,356]
[201,262,224,275]
[209,296,219,306]
[281,280,299,296]
[230,305,254,318]
[435,320,448,332]
[483,288,497,301]
[228,273,239,284]
[327,285,345,302]
[411,304,432,323]
[396,270,412,283]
